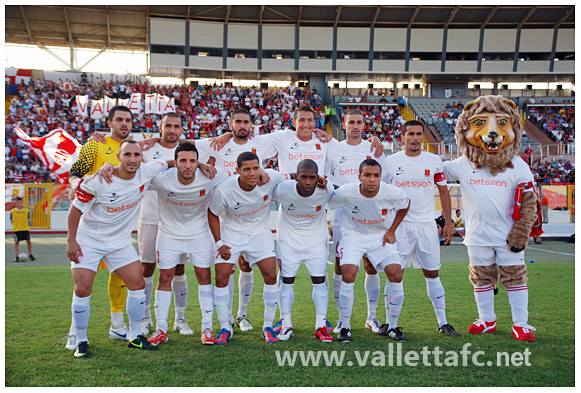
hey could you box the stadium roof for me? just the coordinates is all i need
[5,5,576,52]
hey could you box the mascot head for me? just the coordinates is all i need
[455,95,523,176]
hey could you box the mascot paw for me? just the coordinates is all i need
[507,228,529,253]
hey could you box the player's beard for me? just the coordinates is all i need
[163,133,180,144]
[234,128,249,140]
[113,126,130,141]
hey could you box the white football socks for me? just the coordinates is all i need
[338,281,354,330]
[279,282,294,328]
[143,276,154,320]
[214,286,231,331]
[386,281,404,328]
[238,270,254,318]
[72,294,91,343]
[507,284,529,326]
[426,276,447,327]
[227,273,235,324]
[365,273,380,320]
[126,289,146,340]
[473,285,496,322]
[312,282,328,329]
[333,273,342,310]
[153,289,171,333]
[198,284,214,331]
[263,284,279,329]
[171,274,188,321]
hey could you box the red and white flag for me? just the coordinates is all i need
[5,68,32,84]
[14,127,81,185]
[76,95,89,117]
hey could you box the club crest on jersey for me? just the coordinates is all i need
[153,152,161,160]
[381,209,388,215]
[352,206,360,214]
[396,167,404,175]
[140,185,145,193]
[251,148,257,154]
[425,169,430,177]
[339,156,348,164]
[290,143,299,149]
[200,190,205,196]
[366,156,371,159]
[263,195,269,201]
[316,205,322,212]
[315,144,321,150]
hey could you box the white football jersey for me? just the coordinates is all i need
[384,151,446,223]
[209,169,285,235]
[258,129,337,175]
[325,140,388,185]
[273,179,334,252]
[139,142,176,225]
[328,182,409,244]
[195,137,276,171]
[443,156,535,247]
[149,167,230,239]
[73,161,168,248]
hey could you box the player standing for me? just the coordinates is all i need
[208,152,284,344]
[66,140,168,358]
[66,106,133,349]
[196,109,278,332]
[384,120,460,337]
[329,159,410,342]
[273,159,334,342]
[10,196,35,262]
[325,109,388,334]
[138,112,193,336]
[145,143,227,345]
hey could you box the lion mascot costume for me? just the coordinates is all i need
[443,95,542,342]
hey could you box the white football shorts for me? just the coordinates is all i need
[338,236,401,272]
[138,222,158,263]
[467,246,526,267]
[72,233,138,273]
[396,221,441,271]
[215,228,276,267]
[156,231,212,269]
[277,240,328,278]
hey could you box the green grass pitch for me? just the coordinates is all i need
[4,235,575,386]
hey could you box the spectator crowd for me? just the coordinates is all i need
[4,77,575,187]
[527,101,575,143]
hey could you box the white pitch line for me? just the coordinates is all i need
[527,247,575,256]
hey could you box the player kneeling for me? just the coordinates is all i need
[329,159,410,342]
[273,159,334,342]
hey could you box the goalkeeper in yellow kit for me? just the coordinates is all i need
[65,106,134,350]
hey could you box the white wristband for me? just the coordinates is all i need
[215,240,224,249]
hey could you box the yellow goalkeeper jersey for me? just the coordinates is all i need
[70,136,121,177]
